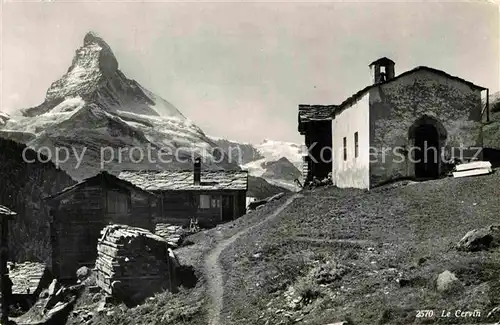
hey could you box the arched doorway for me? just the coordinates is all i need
[408,116,447,180]
[414,124,439,178]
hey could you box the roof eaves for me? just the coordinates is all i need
[118,170,249,192]
[336,85,374,111]
[369,57,395,67]
[44,172,157,201]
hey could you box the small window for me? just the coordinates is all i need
[354,132,359,158]
[199,195,221,209]
[199,195,211,209]
[343,137,347,161]
[211,198,221,209]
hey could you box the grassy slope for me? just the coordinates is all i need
[87,197,292,325]
[84,172,500,325]
[483,111,500,149]
[219,173,500,325]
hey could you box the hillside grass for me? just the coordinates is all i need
[219,172,500,325]
[81,171,500,325]
[85,198,292,325]
[483,111,500,150]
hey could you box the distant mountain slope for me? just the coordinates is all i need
[261,157,302,181]
[209,137,264,165]
[0,138,76,262]
[210,137,303,191]
[254,139,303,170]
[247,176,290,200]
[1,32,236,180]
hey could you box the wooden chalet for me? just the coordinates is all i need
[44,172,157,280]
[118,159,248,228]
[298,105,335,183]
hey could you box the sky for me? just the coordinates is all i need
[1,0,499,144]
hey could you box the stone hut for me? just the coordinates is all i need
[299,57,489,188]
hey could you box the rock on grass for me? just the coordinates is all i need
[456,225,500,252]
[436,270,463,293]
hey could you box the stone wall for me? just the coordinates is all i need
[369,69,483,186]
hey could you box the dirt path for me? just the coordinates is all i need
[204,193,303,325]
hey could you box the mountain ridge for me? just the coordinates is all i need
[1,32,236,180]
[1,31,301,192]
[210,136,303,191]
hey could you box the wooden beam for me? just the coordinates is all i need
[102,187,108,223]
[487,88,490,123]
[455,161,492,172]
[219,194,223,222]
[49,209,59,278]
[0,218,9,324]
[233,193,238,220]
[453,168,492,178]
[161,193,165,220]
[147,195,152,230]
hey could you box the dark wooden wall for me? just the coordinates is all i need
[155,190,247,228]
[304,120,333,181]
[234,191,246,220]
[50,185,153,280]
[0,137,76,262]
[51,186,105,280]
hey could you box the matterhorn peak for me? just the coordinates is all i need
[82,31,117,70]
[28,30,119,107]
[83,31,104,44]
[20,31,184,118]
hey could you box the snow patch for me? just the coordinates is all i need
[255,139,304,167]
[241,158,267,177]
[49,97,86,113]
[207,135,253,146]
[114,110,217,157]
[138,85,185,119]
[1,103,85,135]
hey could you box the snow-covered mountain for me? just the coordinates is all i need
[0,32,235,181]
[22,32,184,119]
[210,137,304,191]
[254,139,303,170]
